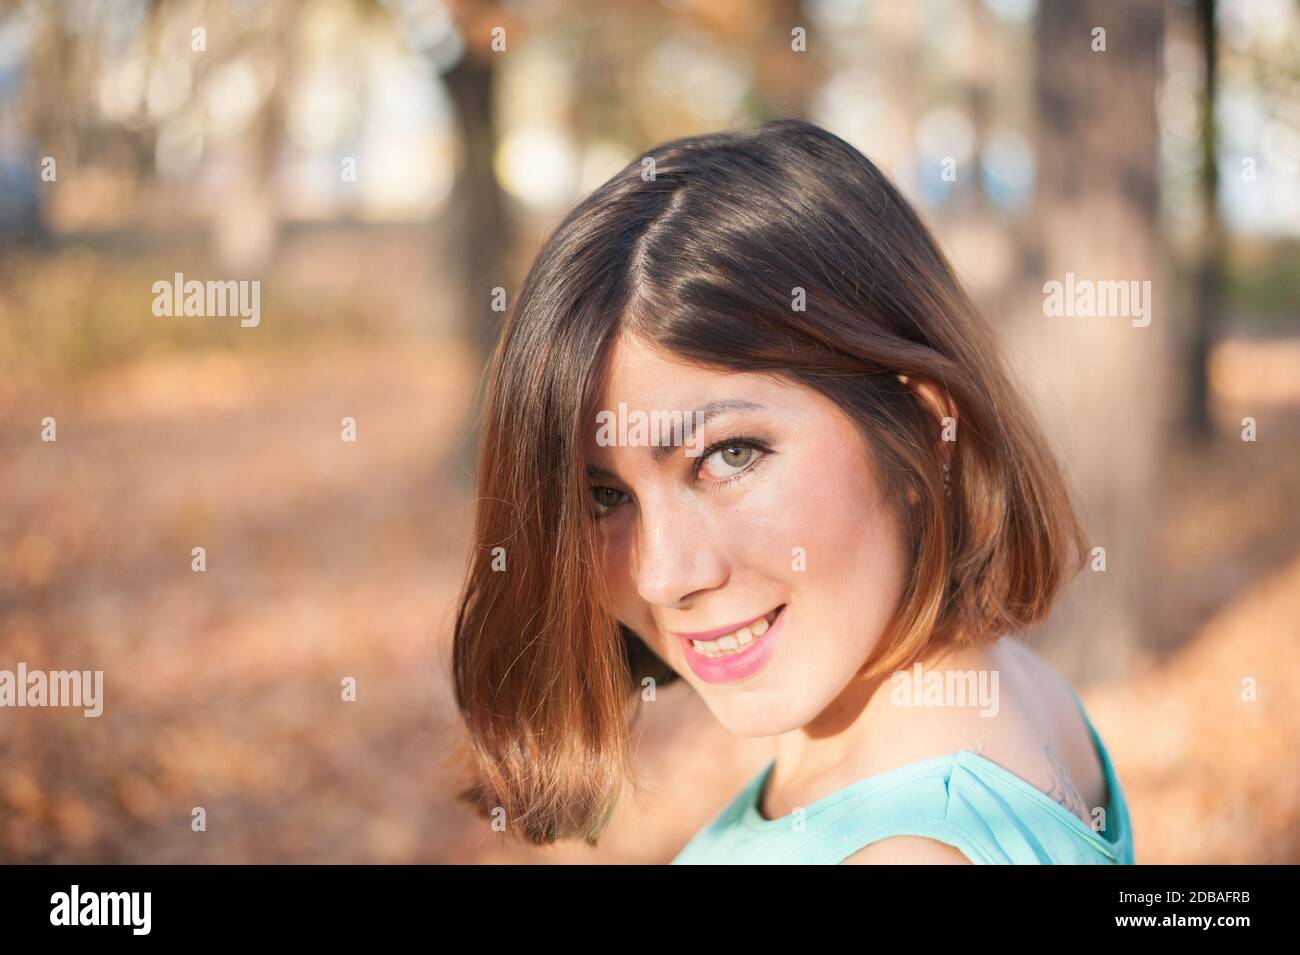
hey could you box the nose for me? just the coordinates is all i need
[633,493,729,609]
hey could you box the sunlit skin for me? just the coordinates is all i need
[584,333,1102,863]
[584,332,911,734]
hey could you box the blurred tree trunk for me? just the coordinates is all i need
[210,4,297,272]
[443,46,509,486]
[881,1,920,178]
[1187,0,1223,439]
[963,0,992,213]
[759,0,816,119]
[1017,0,1166,686]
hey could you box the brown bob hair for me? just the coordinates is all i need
[451,119,1088,847]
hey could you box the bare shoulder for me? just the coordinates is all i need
[973,640,1108,824]
[871,639,1107,826]
[840,836,974,865]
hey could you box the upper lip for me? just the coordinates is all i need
[669,606,781,642]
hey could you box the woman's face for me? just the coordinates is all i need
[584,333,910,737]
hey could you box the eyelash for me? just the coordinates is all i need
[696,434,772,484]
[590,434,773,519]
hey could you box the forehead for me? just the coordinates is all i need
[596,333,767,408]
[583,332,859,459]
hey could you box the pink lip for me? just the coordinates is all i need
[677,605,786,686]
[670,608,779,642]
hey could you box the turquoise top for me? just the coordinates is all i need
[671,689,1134,864]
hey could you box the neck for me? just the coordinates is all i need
[770,637,1005,788]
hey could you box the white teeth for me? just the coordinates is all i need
[689,614,775,657]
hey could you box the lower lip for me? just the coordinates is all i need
[678,605,785,686]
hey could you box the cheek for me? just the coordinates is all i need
[597,523,656,632]
[734,451,906,621]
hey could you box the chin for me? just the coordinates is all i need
[703,694,806,738]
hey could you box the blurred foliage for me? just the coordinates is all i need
[1,0,1298,864]
[1223,239,1300,320]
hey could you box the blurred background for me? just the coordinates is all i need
[0,0,1297,863]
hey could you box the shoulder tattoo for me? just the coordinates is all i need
[1043,744,1091,825]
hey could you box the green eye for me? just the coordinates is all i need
[591,486,626,514]
[697,436,771,482]
[717,445,753,470]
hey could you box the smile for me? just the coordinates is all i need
[682,606,782,657]
[672,605,787,686]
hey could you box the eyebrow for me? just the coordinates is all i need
[586,399,765,480]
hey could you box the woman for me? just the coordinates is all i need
[452,118,1134,864]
